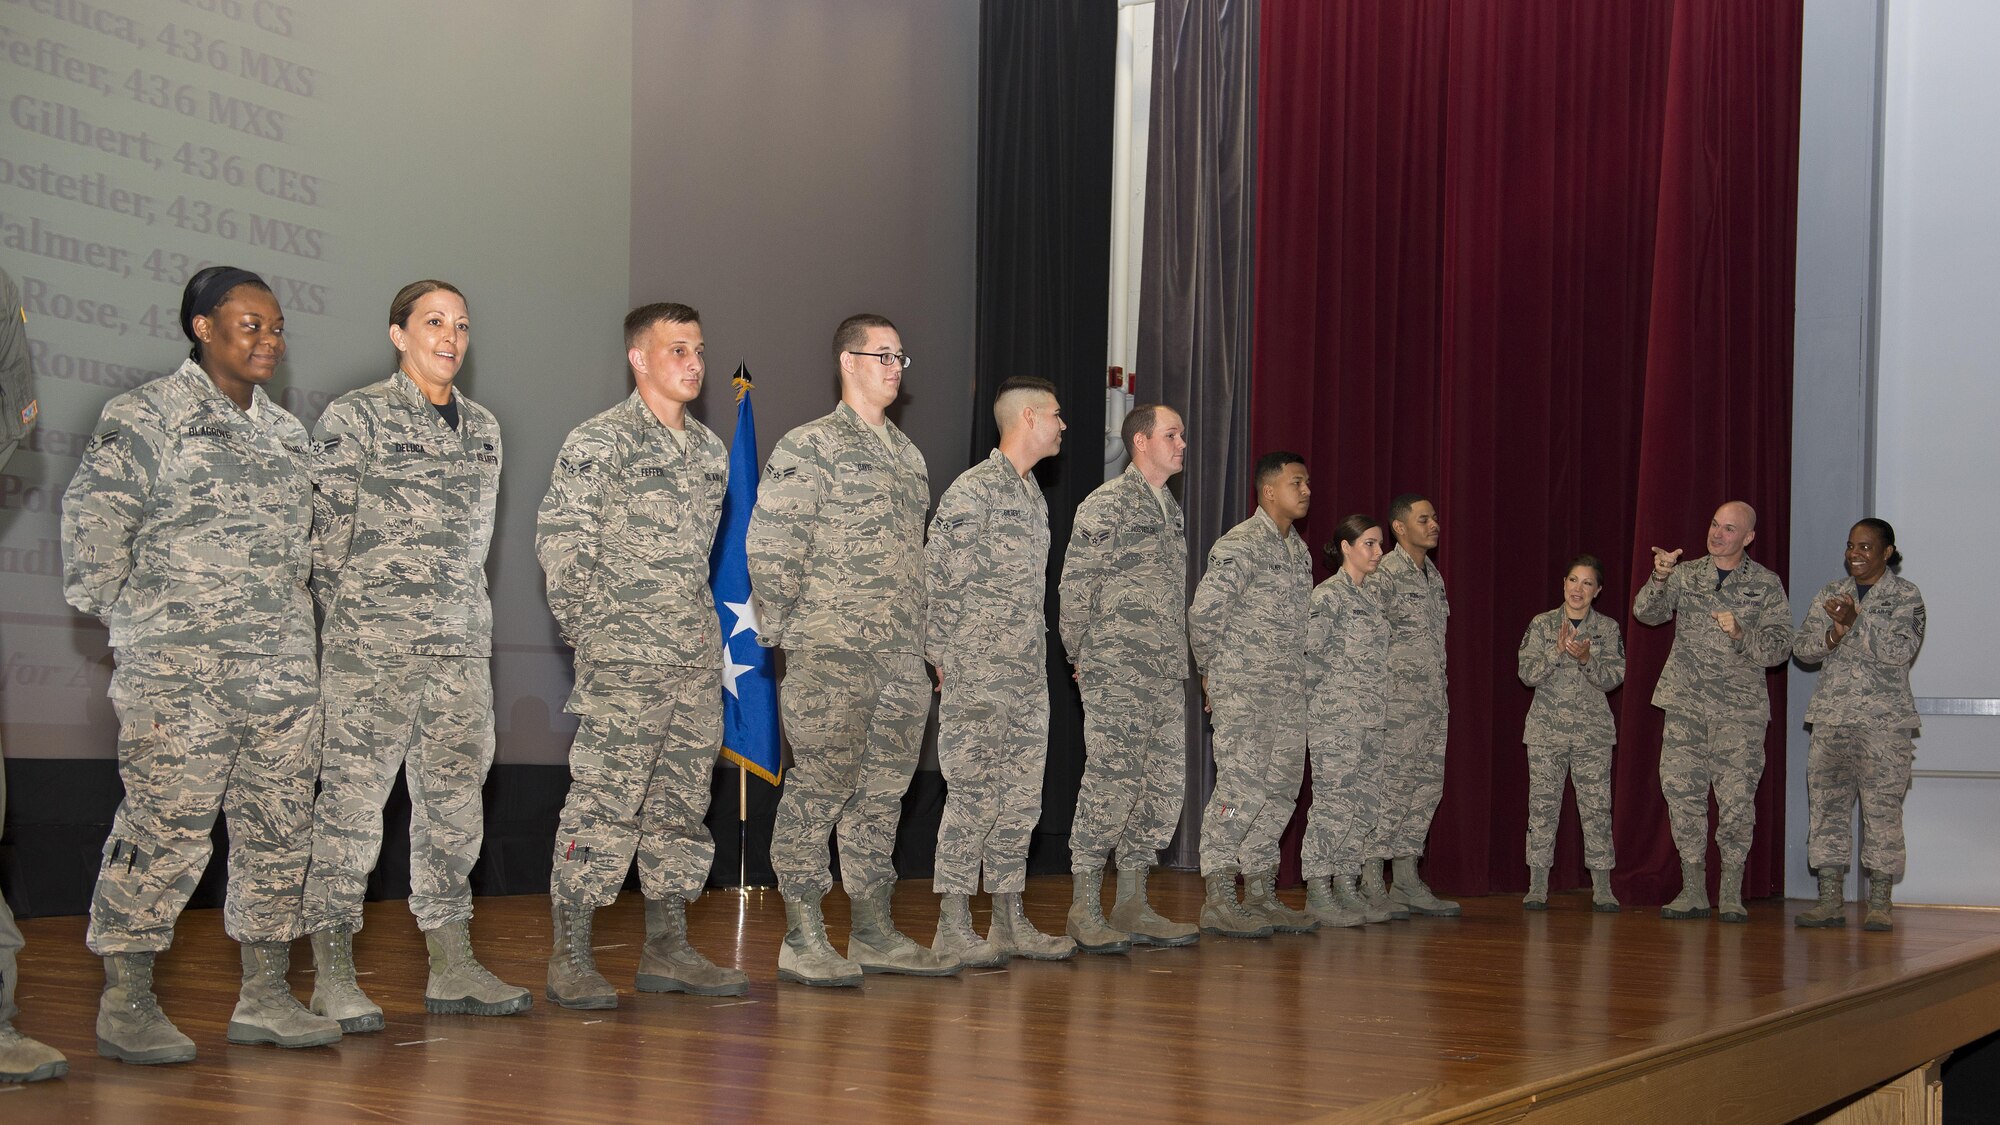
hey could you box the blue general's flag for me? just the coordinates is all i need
[709,367,781,783]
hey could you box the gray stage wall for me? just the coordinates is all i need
[626,0,979,499]
[0,0,980,770]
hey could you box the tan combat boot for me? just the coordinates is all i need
[847,883,962,975]
[227,941,342,1048]
[1659,862,1712,920]
[778,892,864,987]
[1361,859,1409,921]
[1864,870,1894,932]
[0,973,67,1083]
[1066,869,1134,954]
[1590,868,1620,913]
[547,902,617,1009]
[1198,872,1274,938]
[989,892,1077,960]
[1389,855,1461,917]
[425,920,532,1015]
[309,927,384,1032]
[1523,866,1550,911]
[638,896,751,995]
[1107,867,1197,947]
[933,893,1008,968]
[1304,876,1365,928]
[95,952,196,1065]
[1717,863,1749,923]
[1796,867,1846,928]
[1242,871,1319,933]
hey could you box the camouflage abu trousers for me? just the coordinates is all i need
[1524,741,1615,870]
[551,662,721,908]
[1,746,23,1018]
[1370,703,1447,859]
[1198,672,1307,876]
[88,650,320,955]
[304,650,495,933]
[1659,713,1765,868]
[1806,725,1914,876]
[1301,726,1385,880]
[771,648,928,899]
[1069,670,1187,875]
[933,660,1048,895]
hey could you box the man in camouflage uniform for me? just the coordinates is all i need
[302,281,529,1023]
[1634,500,1792,922]
[1369,493,1458,918]
[1516,556,1626,911]
[1792,519,1925,932]
[537,303,748,1005]
[63,269,339,1063]
[927,377,1072,963]
[1061,405,1197,952]
[1187,452,1317,938]
[747,313,959,986]
[0,265,67,1083]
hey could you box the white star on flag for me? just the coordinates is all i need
[723,643,755,699]
[724,597,762,639]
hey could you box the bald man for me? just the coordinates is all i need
[1634,501,1792,922]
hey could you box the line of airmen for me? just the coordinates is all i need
[0,263,1925,1081]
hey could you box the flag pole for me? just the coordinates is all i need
[738,762,748,889]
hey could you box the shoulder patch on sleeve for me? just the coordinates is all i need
[87,428,120,451]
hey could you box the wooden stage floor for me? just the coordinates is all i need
[5,875,1999,1123]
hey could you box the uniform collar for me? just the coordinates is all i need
[387,368,464,417]
[1251,506,1300,545]
[173,358,273,425]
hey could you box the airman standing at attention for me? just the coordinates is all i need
[1060,405,1198,952]
[537,303,747,1006]
[1369,493,1459,919]
[747,314,960,987]
[927,376,1073,964]
[302,281,529,1025]
[1,263,68,1083]
[1188,452,1317,938]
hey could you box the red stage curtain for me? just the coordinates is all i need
[1257,0,1802,904]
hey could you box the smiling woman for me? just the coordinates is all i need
[297,278,524,1031]
[59,264,335,1065]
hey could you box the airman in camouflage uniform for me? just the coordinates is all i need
[747,314,959,986]
[302,281,529,1024]
[1188,453,1316,938]
[1634,501,1792,922]
[63,267,340,1064]
[1061,405,1195,952]
[1792,519,1925,932]
[1517,556,1626,912]
[0,264,67,1083]
[537,303,747,1005]
[1302,517,1392,929]
[927,378,1072,963]
[1370,494,1458,917]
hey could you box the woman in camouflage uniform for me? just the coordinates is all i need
[62,267,341,1064]
[1301,515,1395,928]
[1793,519,1925,932]
[300,280,526,1028]
[1516,556,1626,911]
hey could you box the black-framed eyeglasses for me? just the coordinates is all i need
[846,350,912,370]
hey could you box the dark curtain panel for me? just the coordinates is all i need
[1255,0,1801,904]
[1138,0,1260,869]
[972,0,1114,877]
